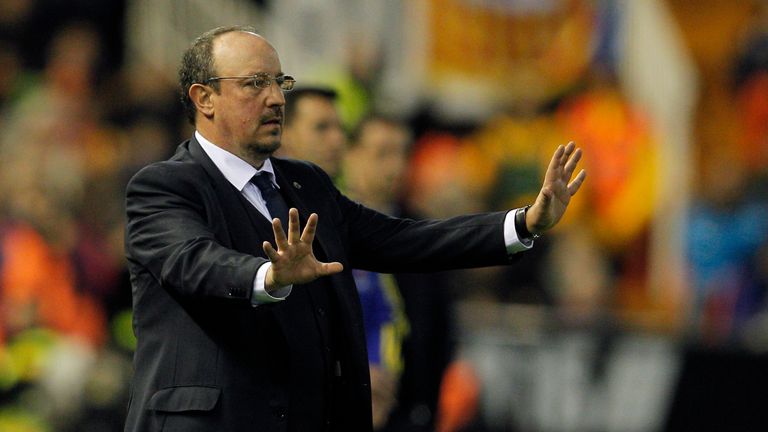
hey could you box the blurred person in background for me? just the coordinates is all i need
[123,25,586,432]
[280,88,453,430]
[344,114,453,431]
[685,151,768,344]
[728,10,768,349]
[279,87,347,180]
[683,17,768,346]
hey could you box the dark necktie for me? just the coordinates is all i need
[250,172,290,228]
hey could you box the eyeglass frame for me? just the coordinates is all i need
[204,72,296,91]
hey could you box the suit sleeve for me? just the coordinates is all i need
[309,166,516,273]
[125,163,265,301]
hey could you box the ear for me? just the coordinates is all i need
[189,83,215,118]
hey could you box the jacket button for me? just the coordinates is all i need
[317,307,325,316]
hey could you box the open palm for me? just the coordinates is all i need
[263,208,343,291]
[526,141,587,234]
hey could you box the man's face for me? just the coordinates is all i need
[283,96,346,177]
[351,121,409,202]
[208,32,286,162]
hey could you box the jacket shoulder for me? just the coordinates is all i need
[270,156,318,173]
[129,159,206,186]
[127,142,207,192]
[270,157,335,186]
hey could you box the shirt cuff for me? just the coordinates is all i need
[504,208,534,254]
[251,262,292,306]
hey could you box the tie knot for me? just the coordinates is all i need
[251,172,277,194]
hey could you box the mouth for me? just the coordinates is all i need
[261,117,282,126]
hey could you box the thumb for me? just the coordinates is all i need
[319,262,344,276]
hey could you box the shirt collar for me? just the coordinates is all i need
[195,131,278,191]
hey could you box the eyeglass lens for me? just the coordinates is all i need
[253,74,295,90]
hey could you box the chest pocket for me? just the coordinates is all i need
[147,385,221,412]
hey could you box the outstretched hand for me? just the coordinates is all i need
[526,141,587,235]
[263,208,343,292]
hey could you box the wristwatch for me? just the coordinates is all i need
[514,205,540,241]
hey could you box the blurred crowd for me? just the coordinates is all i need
[0,2,185,430]
[0,0,767,431]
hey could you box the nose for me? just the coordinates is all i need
[330,125,345,149]
[265,81,286,108]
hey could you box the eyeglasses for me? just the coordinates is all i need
[205,73,296,91]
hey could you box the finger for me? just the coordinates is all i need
[563,147,583,180]
[318,261,344,276]
[562,141,575,160]
[545,144,565,180]
[263,241,280,261]
[560,141,575,168]
[301,213,318,243]
[272,218,288,249]
[287,208,300,244]
[567,169,587,196]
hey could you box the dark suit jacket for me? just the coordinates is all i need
[123,137,512,432]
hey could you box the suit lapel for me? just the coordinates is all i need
[271,165,333,263]
[272,161,332,261]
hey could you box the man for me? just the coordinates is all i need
[343,115,409,215]
[124,26,586,432]
[279,87,346,179]
[344,114,453,431]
